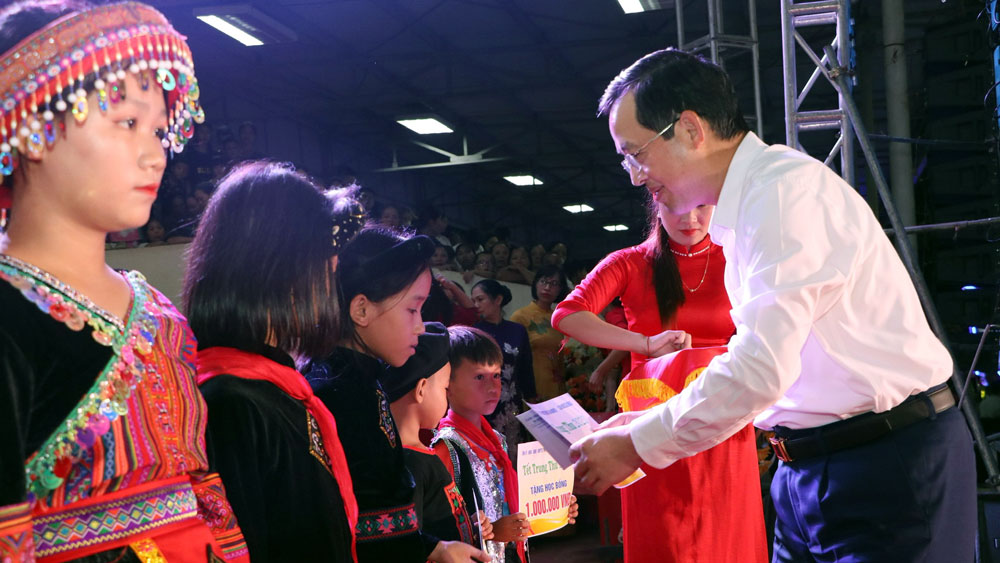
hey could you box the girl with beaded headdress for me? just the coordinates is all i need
[0,2,249,562]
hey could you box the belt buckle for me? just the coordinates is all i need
[769,435,794,463]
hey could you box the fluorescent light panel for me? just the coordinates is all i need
[618,0,645,13]
[504,175,543,186]
[563,204,594,214]
[603,224,628,232]
[196,15,264,46]
[397,118,453,135]
[618,0,672,13]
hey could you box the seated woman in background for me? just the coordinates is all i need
[495,246,534,285]
[431,242,460,272]
[471,280,536,463]
[463,252,496,284]
[510,266,569,401]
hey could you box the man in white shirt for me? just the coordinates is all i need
[569,48,975,561]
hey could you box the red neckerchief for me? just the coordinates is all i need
[196,346,359,562]
[439,410,526,561]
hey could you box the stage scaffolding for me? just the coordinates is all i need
[675,0,764,138]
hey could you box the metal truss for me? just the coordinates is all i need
[780,0,855,186]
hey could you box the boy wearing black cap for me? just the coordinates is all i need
[383,322,493,549]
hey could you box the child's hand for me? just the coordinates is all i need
[477,510,494,541]
[428,540,491,563]
[567,494,579,524]
[491,512,531,543]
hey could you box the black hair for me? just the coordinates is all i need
[433,241,455,260]
[0,1,92,54]
[183,161,362,359]
[422,277,454,326]
[598,48,749,141]
[531,265,568,301]
[337,226,435,341]
[472,279,512,307]
[646,199,685,326]
[447,325,503,372]
[417,204,445,228]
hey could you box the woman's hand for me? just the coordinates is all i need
[588,366,608,392]
[428,540,491,563]
[491,512,531,543]
[644,329,691,357]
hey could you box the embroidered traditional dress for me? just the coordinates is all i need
[433,413,526,563]
[552,236,766,563]
[307,347,438,562]
[0,255,248,562]
[403,446,476,546]
[197,346,358,562]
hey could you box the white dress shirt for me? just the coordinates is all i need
[630,132,953,469]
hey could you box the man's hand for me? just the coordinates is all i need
[569,424,642,495]
[645,329,691,357]
[428,540,492,563]
[491,513,531,543]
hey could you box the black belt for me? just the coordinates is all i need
[768,385,955,463]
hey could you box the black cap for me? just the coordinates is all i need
[381,322,450,403]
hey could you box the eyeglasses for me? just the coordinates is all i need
[620,119,677,174]
[537,279,561,288]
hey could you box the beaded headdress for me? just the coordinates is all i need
[0,1,204,209]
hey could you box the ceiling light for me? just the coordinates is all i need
[961,285,979,291]
[397,118,453,135]
[196,15,262,46]
[617,0,644,13]
[194,5,297,46]
[563,204,594,214]
[617,0,674,14]
[603,224,629,232]
[504,175,543,186]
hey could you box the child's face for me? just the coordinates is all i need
[448,359,502,417]
[418,363,451,429]
[359,269,432,367]
[146,219,165,242]
[32,73,167,233]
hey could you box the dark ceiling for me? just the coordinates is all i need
[149,0,988,262]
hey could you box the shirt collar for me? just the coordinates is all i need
[708,132,768,241]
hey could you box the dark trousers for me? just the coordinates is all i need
[770,407,976,562]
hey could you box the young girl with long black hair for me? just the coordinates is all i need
[307,227,490,563]
[184,161,365,561]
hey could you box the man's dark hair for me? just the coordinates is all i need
[447,325,503,373]
[183,161,360,359]
[598,48,748,140]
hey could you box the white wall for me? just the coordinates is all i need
[107,244,535,318]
